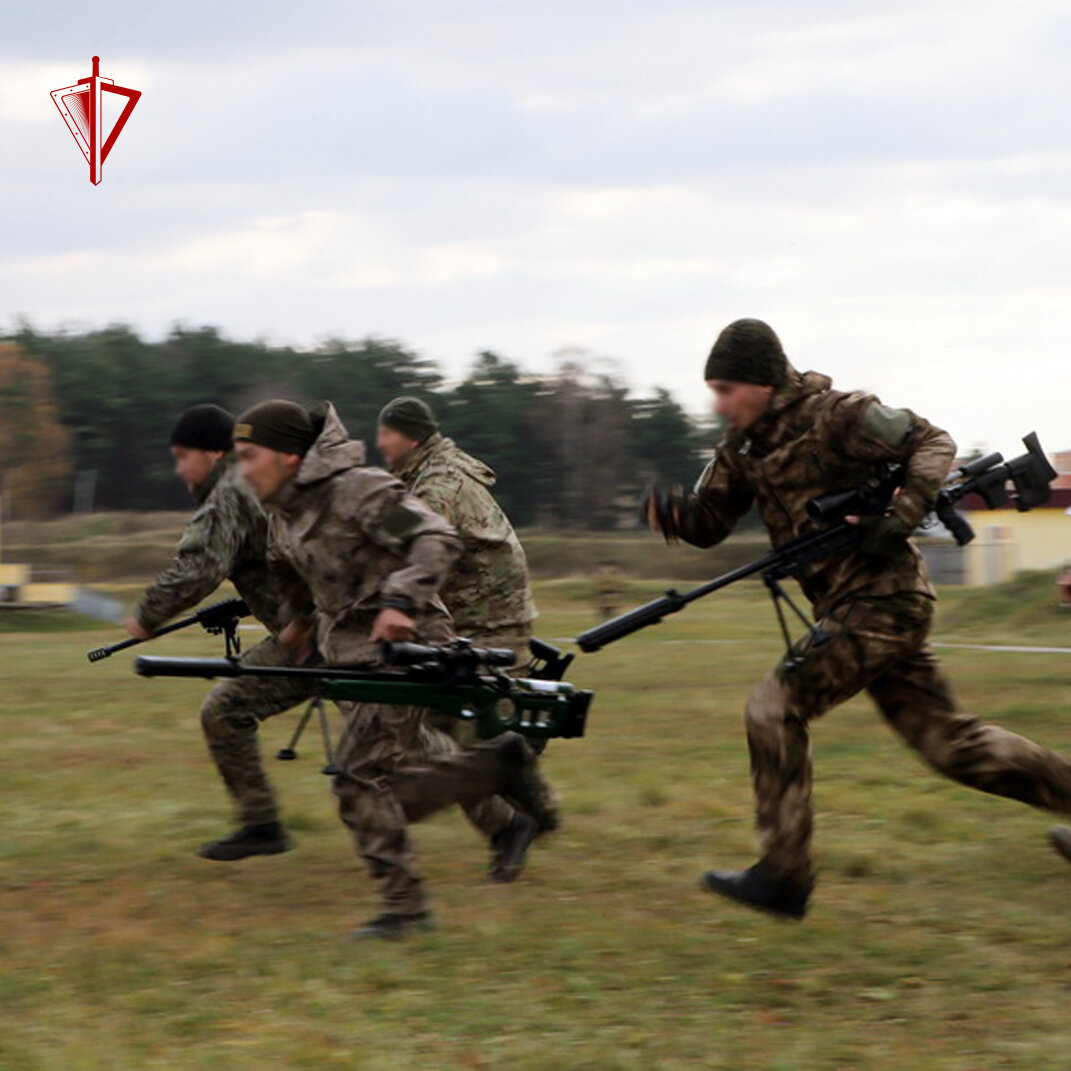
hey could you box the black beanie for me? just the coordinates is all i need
[378,396,439,443]
[169,404,235,452]
[234,400,319,457]
[704,319,788,388]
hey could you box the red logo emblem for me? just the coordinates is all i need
[51,56,141,185]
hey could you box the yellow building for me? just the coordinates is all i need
[923,489,1071,586]
[0,563,78,607]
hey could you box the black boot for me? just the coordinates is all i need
[1050,825,1071,865]
[197,822,291,861]
[349,911,437,940]
[489,812,539,884]
[700,861,813,920]
[496,733,560,834]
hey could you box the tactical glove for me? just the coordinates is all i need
[857,512,913,557]
[641,484,685,543]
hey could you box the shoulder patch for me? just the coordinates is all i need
[861,402,914,447]
[380,502,426,541]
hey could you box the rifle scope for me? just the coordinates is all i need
[382,641,517,670]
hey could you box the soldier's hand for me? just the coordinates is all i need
[645,490,680,536]
[856,513,912,557]
[371,608,417,644]
[124,617,153,641]
[280,619,314,664]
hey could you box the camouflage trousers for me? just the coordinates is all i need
[200,636,315,826]
[436,623,558,816]
[746,593,1071,879]
[331,701,523,916]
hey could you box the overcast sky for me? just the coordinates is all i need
[3,0,1071,454]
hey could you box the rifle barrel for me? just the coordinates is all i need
[576,550,782,652]
[576,522,862,654]
[135,656,387,681]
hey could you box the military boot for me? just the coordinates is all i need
[1049,825,1071,865]
[700,861,813,920]
[489,811,539,884]
[496,733,560,834]
[350,911,437,940]
[197,821,291,861]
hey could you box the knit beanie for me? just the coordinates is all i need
[169,404,235,452]
[234,400,318,456]
[377,396,439,443]
[704,319,788,388]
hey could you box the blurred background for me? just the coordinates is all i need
[5,1,1071,510]
[5,0,1071,586]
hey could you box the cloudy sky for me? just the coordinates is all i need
[3,0,1071,454]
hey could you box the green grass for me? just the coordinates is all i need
[2,578,1071,1069]
[3,512,771,582]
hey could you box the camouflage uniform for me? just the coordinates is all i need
[392,433,553,828]
[593,563,624,621]
[676,368,1071,881]
[136,452,312,827]
[265,405,533,917]
[391,433,535,639]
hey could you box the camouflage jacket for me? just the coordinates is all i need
[391,433,535,638]
[264,404,460,665]
[136,452,285,633]
[676,368,957,616]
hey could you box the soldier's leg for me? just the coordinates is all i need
[424,712,514,839]
[200,636,314,827]
[745,597,933,880]
[332,702,430,918]
[334,699,556,929]
[870,647,1071,814]
[467,624,559,796]
[390,732,550,828]
[420,709,547,882]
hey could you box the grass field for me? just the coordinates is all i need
[3,575,1071,1070]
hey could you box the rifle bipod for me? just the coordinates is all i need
[276,695,341,775]
[763,572,829,672]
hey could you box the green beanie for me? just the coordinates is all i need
[704,319,788,388]
[234,399,318,456]
[378,396,438,443]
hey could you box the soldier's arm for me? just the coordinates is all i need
[408,468,462,528]
[674,449,755,549]
[348,471,462,612]
[135,505,241,632]
[835,394,957,531]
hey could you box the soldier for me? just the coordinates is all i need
[232,399,554,939]
[375,396,554,883]
[648,319,1071,918]
[593,560,624,621]
[126,404,313,861]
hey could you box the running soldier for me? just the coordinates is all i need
[376,396,554,882]
[127,405,312,861]
[648,319,1071,918]
[233,399,553,939]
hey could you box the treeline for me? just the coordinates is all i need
[2,325,716,528]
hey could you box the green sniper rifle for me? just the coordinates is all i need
[87,597,250,662]
[577,433,1057,658]
[134,638,594,742]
